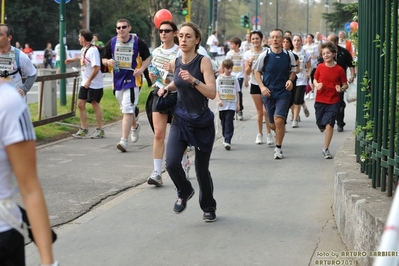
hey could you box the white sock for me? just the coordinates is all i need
[154,159,162,174]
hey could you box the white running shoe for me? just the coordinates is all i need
[224,142,231,150]
[266,133,274,145]
[130,123,141,143]
[309,92,314,100]
[292,120,299,128]
[147,170,163,186]
[274,147,283,159]
[255,133,263,144]
[116,139,128,152]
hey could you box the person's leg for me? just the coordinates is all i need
[72,87,89,138]
[195,148,217,213]
[165,120,193,199]
[324,124,334,150]
[237,78,244,111]
[152,111,169,165]
[262,96,276,131]
[77,98,88,129]
[223,110,235,144]
[91,101,102,129]
[252,95,264,134]
[131,87,140,129]
[219,110,227,141]
[115,89,134,151]
[274,116,285,146]
[89,89,104,130]
[336,93,346,131]
[273,94,291,146]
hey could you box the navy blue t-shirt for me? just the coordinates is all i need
[262,51,292,99]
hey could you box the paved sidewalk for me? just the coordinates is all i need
[25,88,357,265]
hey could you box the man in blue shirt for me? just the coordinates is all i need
[253,29,297,159]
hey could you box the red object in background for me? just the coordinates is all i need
[350,22,358,32]
[153,9,173,29]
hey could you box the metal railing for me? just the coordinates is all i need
[356,0,399,196]
[29,72,80,127]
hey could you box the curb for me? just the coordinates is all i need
[333,133,391,266]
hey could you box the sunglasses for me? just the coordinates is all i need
[159,29,173,34]
[116,25,128,30]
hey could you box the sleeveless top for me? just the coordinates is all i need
[173,54,215,152]
[174,54,208,115]
[111,34,141,90]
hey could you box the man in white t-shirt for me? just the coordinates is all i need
[65,29,104,139]
[206,30,219,59]
[0,81,56,265]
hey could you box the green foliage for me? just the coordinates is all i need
[5,0,82,49]
[89,0,151,45]
[323,2,358,32]
[32,83,152,141]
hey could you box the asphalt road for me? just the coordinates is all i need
[24,85,358,266]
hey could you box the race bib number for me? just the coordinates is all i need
[115,40,134,69]
[219,77,236,102]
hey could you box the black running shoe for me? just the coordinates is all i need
[203,212,217,222]
[173,189,195,214]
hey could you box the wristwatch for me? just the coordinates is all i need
[193,79,200,87]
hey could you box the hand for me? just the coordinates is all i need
[285,80,294,91]
[349,77,355,84]
[133,68,143,78]
[335,85,342,92]
[261,86,271,97]
[17,88,25,97]
[218,100,224,107]
[84,81,90,89]
[315,82,323,90]
[178,68,194,83]
[107,59,115,67]
[148,72,158,80]
[158,88,169,98]
[163,62,172,73]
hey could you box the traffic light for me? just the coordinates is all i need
[243,15,250,28]
[240,15,245,27]
[181,0,188,16]
[240,15,250,28]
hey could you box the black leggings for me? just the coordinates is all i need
[165,120,217,212]
[0,229,25,266]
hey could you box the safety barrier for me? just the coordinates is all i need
[29,71,80,127]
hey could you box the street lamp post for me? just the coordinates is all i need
[306,0,309,34]
[255,0,258,29]
[325,0,329,36]
[275,0,278,28]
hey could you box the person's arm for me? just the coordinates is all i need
[65,57,80,64]
[17,53,37,95]
[198,57,217,99]
[20,75,37,94]
[6,140,55,265]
